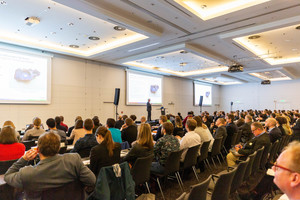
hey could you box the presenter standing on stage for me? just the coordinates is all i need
[147,99,152,121]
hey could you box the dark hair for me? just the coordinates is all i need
[106,118,116,128]
[130,115,137,121]
[38,131,60,157]
[92,116,100,126]
[75,116,82,122]
[122,115,128,120]
[227,114,234,122]
[276,116,287,126]
[75,119,83,129]
[55,116,61,124]
[95,126,115,156]
[60,116,64,122]
[46,118,56,128]
[236,118,245,127]
[83,119,94,131]
[162,122,174,135]
[175,116,182,128]
[33,117,42,129]
[0,126,18,144]
[160,115,167,123]
[251,122,264,130]
[125,118,133,126]
[193,116,203,127]
[166,114,170,120]
[186,119,197,131]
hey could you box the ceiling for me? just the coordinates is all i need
[1,0,300,85]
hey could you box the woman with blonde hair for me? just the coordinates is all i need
[173,116,184,137]
[3,120,21,141]
[123,123,154,166]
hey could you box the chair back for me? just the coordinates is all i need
[235,130,243,144]
[277,135,286,153]
[260,143,271,170]
[243,151,256,182]
[230,157,249,194]
[251,147,264,175]
[176,130,185,137]
[211,167,237,200]
[164,149,184,175]
[283,135,291,147]
[198,141,210,162]
[78,148,92,158]
[121,141,130,150]
[268,140,279,164]
[131,155,154,185]
[221,135,227,147]
[0,159,18,174]
[28,135,40,141]
[211,137,223,157]
[231,133,238,147]
[188,175,211,200]
[183,145,200,169]
[21,140,36,151]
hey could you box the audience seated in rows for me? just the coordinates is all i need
[68,119,86,145]
[154,115,167,141]
[106,118,122,143]
[193,116,214,151]
[121,118,137,147]
[60,115,68,131]
[46,118,66,141]
[92,116,102,134]
[225,114,238,150]
[0,126,25,161]
[55,116,67,133]
[291,113,300,141]
[90,126,121,177]
[173,116,184,137]
[265,118,282,143]
[22,117,45,141]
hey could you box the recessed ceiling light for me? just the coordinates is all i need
[180,50,188,54]
[88,36,100,40]
[50,32,56,35]
[114,26,126,31]
[295,26,300,30]
[68,23,74,26]
[0,1,7,5]
[201,5,207,9]
[248,35,260,39]
[180,62,187,66]
[69,45,79,48]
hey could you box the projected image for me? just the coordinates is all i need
[0,48,50,104]
[127,71,162,105]
[194,82,212,106]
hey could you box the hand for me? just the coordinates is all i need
[23,149,38,161]
[175,135,181,140]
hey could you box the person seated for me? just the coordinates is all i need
[55,116,67,133]
[4,131,96,193]
[71,119,98,157]
[106,118,122,143]
[0,126,25,161]
[173,116,184,137]
[213,118,227,139]
[151,122,180,173]
[2,121,20,141]
[177,119,201,162]
[137,116,146,135]
[123,123,154,166]
[276,116,287,136]
[225,114,238,150]
[46,118,66,142]
[182,111,194,127]
[130,114,137,126]
[154,115,167,141]
[239,115,253,143]
[193,116,214,151]
[60,115,68,131]
[265,118,282,143]
[226,122,270,167]
[92,116,102,134]
[90,126,121,177]
[121,118,137,147]
[273,141,300,200]
[115,115,124,130]
[69,119,86,145]
[67,116,82,137]
[22,117,45,141]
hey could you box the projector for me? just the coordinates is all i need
[228,65,243,72]
[261,80,271,85]
[25,17,40,26]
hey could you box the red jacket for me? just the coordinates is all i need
[0,143,25,161]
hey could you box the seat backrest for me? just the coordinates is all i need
[188,175,211,200]
[230,157,249,194]
[0,159,18,174]
[131,155,154,185]
[28,135,40,141]
[78,148,92,158]
[121,141,130,150]
[277,135,286,153]
[235,130,243,144]
[268,140,279,164]
[164,149,184,175]
[251,147,264,175]
[260,143,271,170]
[283,135,291,148]
[211,167,237,200]
[21,140,36,151]
[198,141,210,162]
[221,135,227,147]
[211,137,223,156]
[231,132,238,147]
[183,145,200,169]
[243,151,256,182]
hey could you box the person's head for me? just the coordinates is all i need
[95,126,115,156]
[166,114,171,120]
[130,114,137,122]
[159,115,167,124]
[236,118,245,127]
[137,123,153,149]
[122,115,128,120]
[276,116,287,126]
[265,118,276,128]
[74,119,84,129]
[125,118,133,126]
[46,118,56,129]
[60,116,64,122]
[175,116,182,128]
[92,116,100,126]
[75,116,82,122]
[245,115,252,123]
[140,116,146,123]
[216,118,225,127]
[186,119,197,132]
[33,117,42,129]
[106,118,116,128]
[251,122,264,136]
[37,131,60,157]
[187,111,193,117]
[162,122,174,135]
[55,116,61,125]
[193,116,203,128]
[148,98,150,103]
[3,120,16,129]
[295,113,300,119]
[273,141,300,199]
[83,118,94,131]
[0,126,18,144]
[226,114,234,123]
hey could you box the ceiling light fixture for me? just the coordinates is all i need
[248,35,260,39]
[114,26,126,31]
[88,36,100,40]
[180,62,187,66]
[24,17,40,26]
[0,1,7,5]
[69,45,79,48]
[180,50,188,54]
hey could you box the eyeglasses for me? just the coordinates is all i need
[273,162,295,173]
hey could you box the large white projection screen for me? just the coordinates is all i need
[194,82,212,106]
[126,70,162,105]
[0,47,51,104]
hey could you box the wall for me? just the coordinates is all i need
[220,79,300,112]
[0,54,220,130]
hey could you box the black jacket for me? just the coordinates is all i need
[122,143,153,165]
[239,122,253,143]
[269,127,282,143]
[121,125,138,147]
[225,123,238,150]
[238,132,270,156]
